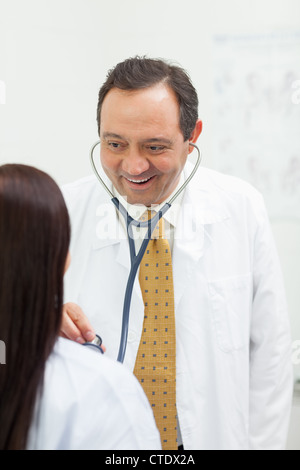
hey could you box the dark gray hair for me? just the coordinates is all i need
[97,56,198,141]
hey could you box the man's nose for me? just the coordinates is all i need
[122,151,150,175]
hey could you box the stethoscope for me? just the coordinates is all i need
[84,140,202,363]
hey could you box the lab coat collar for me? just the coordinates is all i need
[91,163,231,307]
[171,162,230,308]
[92,202,131,277]
[182,161,231,224]
[92,163,230,263]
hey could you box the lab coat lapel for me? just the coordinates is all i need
[172,166,230,309]
[92,197,130,269]
[172,186,204,309]
[92,198,143,301]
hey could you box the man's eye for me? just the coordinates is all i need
[148,146,165,152]
[107,142,127,151]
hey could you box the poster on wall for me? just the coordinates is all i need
[213,32,300,219]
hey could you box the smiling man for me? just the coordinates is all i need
[61,57,292,450]
[99,83,201,207]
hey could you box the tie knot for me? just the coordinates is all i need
[140,210,165,239]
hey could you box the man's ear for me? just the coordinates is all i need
[188,120,203,153]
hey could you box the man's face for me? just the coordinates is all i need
[99,84,191,206]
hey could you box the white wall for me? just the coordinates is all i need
[0,0,299,448]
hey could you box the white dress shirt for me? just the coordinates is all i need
[113,172,184,253]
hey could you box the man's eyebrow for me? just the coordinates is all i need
[102,132,125,140]
[142,138,173,145]
[102,133,173,145]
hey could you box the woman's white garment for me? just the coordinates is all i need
[27,337,161,450]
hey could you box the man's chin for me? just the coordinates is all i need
[120,192,161,207]
[124,195,157,207]
[115,185,158,207]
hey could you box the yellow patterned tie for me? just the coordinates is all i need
[133,211,177,450]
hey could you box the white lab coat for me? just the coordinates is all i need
[27,337,161,450]
[63,165,293,450]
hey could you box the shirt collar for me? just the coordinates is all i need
[112,172,185,228]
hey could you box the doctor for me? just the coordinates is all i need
[62,56,293,450]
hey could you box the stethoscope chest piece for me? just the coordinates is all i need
[83,334,104,354]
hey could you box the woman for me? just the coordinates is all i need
[0,164,161,450]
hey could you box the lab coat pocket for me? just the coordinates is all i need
[208,274,252,353]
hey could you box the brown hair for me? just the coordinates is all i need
[0,164,70,450]
[97,56,199,141]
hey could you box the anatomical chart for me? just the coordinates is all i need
[213,32,300,219]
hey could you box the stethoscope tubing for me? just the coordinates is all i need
[112,199,171,362]
[90,141,202,363]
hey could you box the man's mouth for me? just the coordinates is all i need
[126,177,152,184]
[123,175,156,188]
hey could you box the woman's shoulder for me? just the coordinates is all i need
[49,337,141,397]
[27,338,161,450]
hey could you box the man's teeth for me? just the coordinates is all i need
[127,177,151,184]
